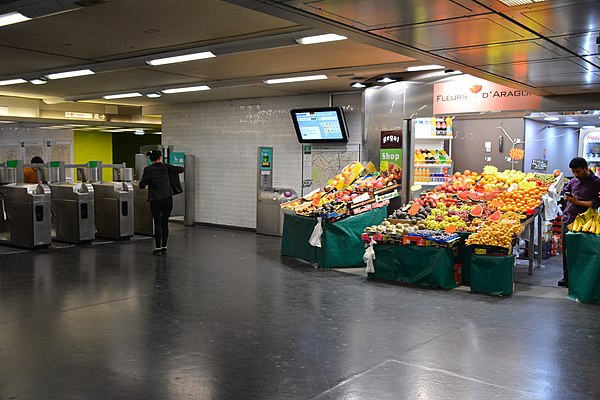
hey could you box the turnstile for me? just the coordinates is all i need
[49,182,95,244]
[91,181,134,240]
[0,183,52,248]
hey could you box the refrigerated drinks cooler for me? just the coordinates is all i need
[579,128,600,174]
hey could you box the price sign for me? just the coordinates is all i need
[312,192,322,206]
[530,159,548,171]
[444,225,457,234]
[408,202,421,216]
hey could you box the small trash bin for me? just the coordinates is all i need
[257,188,297,236]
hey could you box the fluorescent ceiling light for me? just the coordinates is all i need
[0,11,31,27]
[264,75,327,84]
[146,51,215,66]
[406,65,445,72]
[498,0,545,7]
[295,33,347,45]
[377,77,396,83]
[565,121,579,125]
[0,78,27,86]
[162,85,211,94]
[582,126,596,129]
[146,92,162,98]
[29,78,47,85]
[46,69,95,80]
[544,116,559,121]
[102,92,142,99]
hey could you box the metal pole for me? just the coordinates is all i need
[183,154,195,226]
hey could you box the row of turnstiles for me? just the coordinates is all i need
[0,153,194,249]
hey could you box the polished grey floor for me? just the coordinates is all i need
[0,224,598,400]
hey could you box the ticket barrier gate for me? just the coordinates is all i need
[87,162,134,240]
[0,182,52,248]
[49,182,95,244]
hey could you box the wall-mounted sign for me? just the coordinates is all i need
[65,111,94,119]
[433,76,541,115]
[530,159,548,171]
[380,130,402,175]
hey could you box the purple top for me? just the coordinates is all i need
[561,173,600,223]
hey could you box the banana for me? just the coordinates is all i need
[583,219,593,232]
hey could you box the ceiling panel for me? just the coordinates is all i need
[552,33,600,56]
[372,15,536,51]
[0,46,82,76]
[285,0,488,29]
[512,1,600,36]
[151,41,413,80]
[0,0,300,61]
[432,40,571,66]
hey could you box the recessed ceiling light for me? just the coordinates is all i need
[295,34,347,45]
[146,92,162,98]
[350,82,366,88]
[544,116,560,121]
[377,77,396,83]
[498,0,546,7]
[102,92,143,99]
[263,75,327,84]
[29,78,48,85]
[0,11,31,27]
[406,65,445,72]
[162,85,211,94]
[146,51,215,66]
[46,69,95,80]
[134,129,145,135]
[0,78,27,86]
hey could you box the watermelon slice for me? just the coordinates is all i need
[470,204,484,217]
[489,210,502,221]
[456,191,470,201]
[468,192,481,201]
[480,192,498,201]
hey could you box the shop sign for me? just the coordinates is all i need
[380,130,402,149]
[170,151,185,165]
[433,76,541,115]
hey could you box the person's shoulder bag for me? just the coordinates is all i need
[166,164,183,195]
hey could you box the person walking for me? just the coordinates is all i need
[559,157,600,287]
[138,150,184,255]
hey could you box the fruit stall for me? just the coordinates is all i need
[280,162,399,269]
[362,166,559,295]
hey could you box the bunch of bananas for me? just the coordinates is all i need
[571,208,600,234]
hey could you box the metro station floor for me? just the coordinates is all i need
[1,224,599,400]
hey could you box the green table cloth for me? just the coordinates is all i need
[280,207,387,269]
[456,231,473,285]
[470,254,514,296]
[369,244,457,289]
[565,232,600,304]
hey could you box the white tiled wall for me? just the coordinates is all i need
[155,93,363,228]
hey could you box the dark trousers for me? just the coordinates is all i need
[562,222,568,282]
[150,197,173,249]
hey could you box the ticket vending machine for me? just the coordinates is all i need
[256,147,297,236]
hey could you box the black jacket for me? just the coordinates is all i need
[139,162,184,201]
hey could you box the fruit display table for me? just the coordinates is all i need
[470,254,515,296]
[281,207,387,269]
[565,232,600,304]
[368,244,457,289]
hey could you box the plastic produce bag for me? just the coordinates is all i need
[543,186,561,220]
[363,239,377,273]
[309,217,323,247]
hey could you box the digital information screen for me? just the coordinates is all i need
[294,110,344,141]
